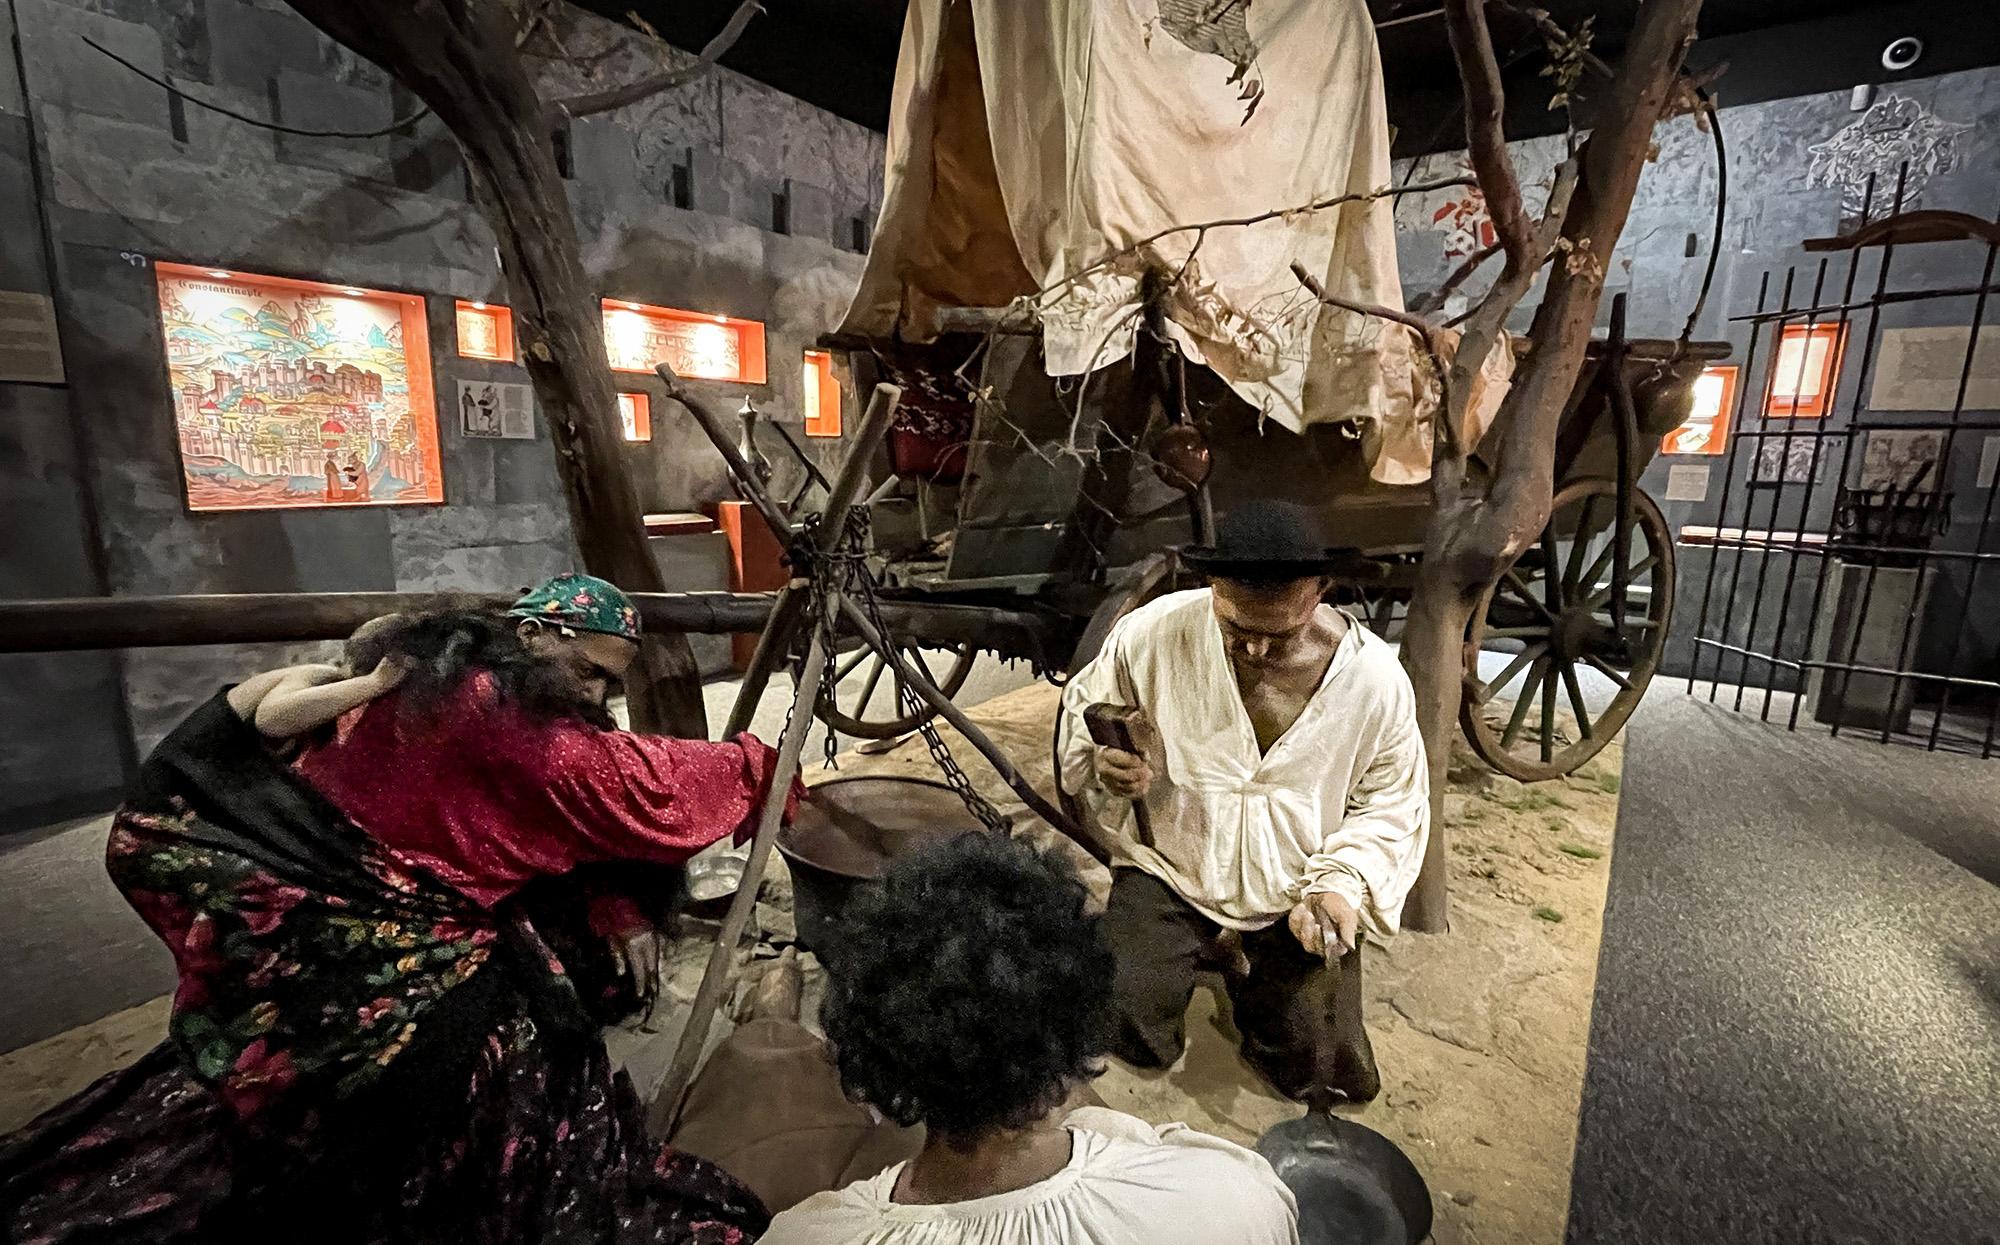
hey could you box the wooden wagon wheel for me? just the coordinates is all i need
[815,639,978,740]
[1460,477,1674,782]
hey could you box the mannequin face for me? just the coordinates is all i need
[1210,576,1330,670]
[518,621,638,708]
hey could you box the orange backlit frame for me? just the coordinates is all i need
[1661,364,1739,456]
[1766,323,1847,419]
[455,300,515,362]
[601,299,767,384]
[803,349,841,437]
[618,392,652,442]
[155,262,443,513]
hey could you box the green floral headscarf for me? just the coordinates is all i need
[506,573,642,641]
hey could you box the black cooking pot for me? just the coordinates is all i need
[1256,1111,1434,1245]
[775,775,984,970]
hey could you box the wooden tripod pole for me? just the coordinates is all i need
[649,615,831,1134]
[656,363,901,740]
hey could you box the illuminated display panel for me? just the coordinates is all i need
[803,349,841,437]
[1766,323,1846,419]
[602,299,767,384]
[156,262,442,512]
[455,300,515,362]
[618,392,652,442]
[1660,365,1738,456]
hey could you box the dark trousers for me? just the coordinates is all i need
[1103,869,1379,1103]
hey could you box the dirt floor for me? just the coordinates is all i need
[0,681,1620,1244]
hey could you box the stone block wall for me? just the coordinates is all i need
[0,0,885,824]
[1388,67,2000,688]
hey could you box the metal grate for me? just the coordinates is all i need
[1683,167,2000,755]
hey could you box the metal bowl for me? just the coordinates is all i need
[775,775,985,966]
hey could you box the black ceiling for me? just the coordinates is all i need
[583,0,2000,153]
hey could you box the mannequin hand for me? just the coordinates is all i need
[609,924,667,1015]
[1094,747,1153,801]
[1288,891,1359,960]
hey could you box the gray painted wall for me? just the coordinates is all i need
[1388,66,2000,692]
[0,0,882,827]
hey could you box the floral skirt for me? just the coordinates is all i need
[0,693,766,1245]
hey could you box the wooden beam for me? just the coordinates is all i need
[0,592,1062,661]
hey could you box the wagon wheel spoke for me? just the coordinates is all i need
[1484,626,1552,640]
[833,646,873,684]
[1585,552,1661,609]
[1563,494,1599,590]
[1592,614,1663,631]
[1572,535,1623,602]
[1584,653,1634,690]
[1500,656,1550,749]
[854,653,888,717]
[1561,661,1595,740]
[1480,642,1549,705]
[1540,662,1558,762]
[1502,571,1558,622]
[1541,530,1566,612]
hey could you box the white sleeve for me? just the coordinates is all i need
[1298,657,1431,938]
[1055,618,1142,846]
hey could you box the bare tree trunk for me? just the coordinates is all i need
[1399,554,1475,931]
[1397,0,1704,931]
[283,0,707,738]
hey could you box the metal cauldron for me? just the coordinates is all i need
[775,775,985,967]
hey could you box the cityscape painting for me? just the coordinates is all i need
[157,262,444,512]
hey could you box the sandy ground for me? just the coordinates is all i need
[0,680,1619,1244]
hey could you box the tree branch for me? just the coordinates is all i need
[1038,174,1477,305]
[1410,238,1503,315]
[1480,0,1703,550]
[1442,0,1535,270]
[1290,262,1458,462]
[1289,262,1440,343]
[553,0,763,119]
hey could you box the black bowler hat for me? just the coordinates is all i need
[1180,499,1362,580]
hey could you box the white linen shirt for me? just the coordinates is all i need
[759,1107,1298,1245]
[1057,590,1429,936]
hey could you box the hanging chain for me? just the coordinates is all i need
[802,505,1013,835]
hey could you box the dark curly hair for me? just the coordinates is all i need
[376,607,616,730]
[820,831,1115,1147]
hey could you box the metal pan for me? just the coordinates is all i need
[1256,917,1433,1244]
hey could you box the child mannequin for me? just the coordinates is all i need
[226,614,409,740]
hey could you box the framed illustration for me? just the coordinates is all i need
[455,300,515,362]
[1661,364,1738,456]
[602,299,767,383]
[157,263,443,512]
[1765,322,1847,419]
[1858,429,1944,491]
[803,349,841,437]
[457,379,535,439]
[618,392,652,441]
[1751,437,1816,485]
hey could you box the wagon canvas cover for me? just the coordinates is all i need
[840,0,1504,481]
